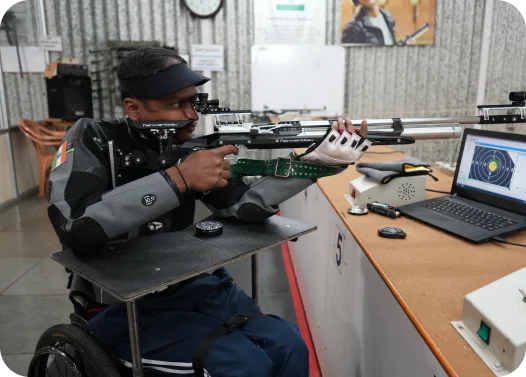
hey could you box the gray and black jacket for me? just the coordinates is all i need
[47,117,315,256]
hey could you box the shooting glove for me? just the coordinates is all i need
[298,128,372,166]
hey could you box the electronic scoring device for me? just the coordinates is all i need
[399,128,526,243]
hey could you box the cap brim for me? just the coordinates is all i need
[180,67,210,88]
[118,63,211,99]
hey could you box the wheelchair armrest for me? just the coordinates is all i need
[70,292,88,310]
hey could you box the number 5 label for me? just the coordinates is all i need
[334,224,345,274]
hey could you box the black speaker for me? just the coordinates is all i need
[46,74,93,121]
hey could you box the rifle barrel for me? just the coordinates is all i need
[393,117,481,126]
[398,126,463,139]
[298,126,463,140]
[300,116,481,128]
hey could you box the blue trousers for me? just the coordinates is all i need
[88,268,309,377]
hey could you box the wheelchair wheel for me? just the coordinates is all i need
[28,324,121,377]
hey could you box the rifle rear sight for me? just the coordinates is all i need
[194,93,231,114]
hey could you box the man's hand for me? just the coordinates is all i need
[299,117,371,166]
[168,145,239,192]
[333,117,368,137]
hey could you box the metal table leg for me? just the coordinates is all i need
[251,254,259,304]
[126,300,143,377]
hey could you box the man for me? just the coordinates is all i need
[341,0,397,45]
[47,47,370,377]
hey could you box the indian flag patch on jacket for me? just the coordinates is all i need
[52,141,73,170]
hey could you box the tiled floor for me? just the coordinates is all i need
[0,196,297,375]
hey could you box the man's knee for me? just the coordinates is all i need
[266,318,309,377]
[270,315,305,346]
[203,334,274,377]
[278,319,308,361]
[243,315,308,368]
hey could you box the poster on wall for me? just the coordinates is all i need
[254,0,327,45]
[340,0,436,46]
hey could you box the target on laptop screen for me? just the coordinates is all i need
[468,146,517,189]
[456,133,526,205]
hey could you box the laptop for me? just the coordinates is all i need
[398,128,526,243]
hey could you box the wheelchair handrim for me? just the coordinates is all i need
[28,345,83,377]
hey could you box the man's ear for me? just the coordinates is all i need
[122,98,142,120]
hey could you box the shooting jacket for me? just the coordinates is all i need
[48,117,315,256]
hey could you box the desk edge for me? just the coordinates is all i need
[316,179,460,377]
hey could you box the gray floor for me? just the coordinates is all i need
[0,197,297,375]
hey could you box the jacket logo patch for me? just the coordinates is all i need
[142,194,156,206]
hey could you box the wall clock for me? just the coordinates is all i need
[182,0,224,19]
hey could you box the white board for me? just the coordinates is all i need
[251,44,345,116]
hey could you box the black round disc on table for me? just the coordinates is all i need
[195,220,223,237]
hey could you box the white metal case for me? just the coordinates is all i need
[349,175,427,208]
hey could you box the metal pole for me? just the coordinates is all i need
[299,116,482,128]
[201,18,215,136]
[476,0,495,128]
[251,254,259,305]
[367,126,463,139]
[126,300,143,377]
[0,43,18,198]
[298,126,463,141]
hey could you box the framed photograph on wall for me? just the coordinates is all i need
[340,0,436,46]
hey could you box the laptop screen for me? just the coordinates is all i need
[456,132,526,205]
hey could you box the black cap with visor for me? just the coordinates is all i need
[118,62,211,99]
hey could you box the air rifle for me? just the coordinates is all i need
[123,91,526,170]
[398,22,430,45]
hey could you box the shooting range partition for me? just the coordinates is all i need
[250,45,345,116]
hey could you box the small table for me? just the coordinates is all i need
[52,215,317,377]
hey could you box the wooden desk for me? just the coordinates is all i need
[280,146,526,377]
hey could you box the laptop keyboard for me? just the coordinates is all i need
[421,198,518,231]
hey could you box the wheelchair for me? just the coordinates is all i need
[27,263,257,377]
[27,215,314,377]
[27,274,124,377]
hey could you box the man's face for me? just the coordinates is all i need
[358,0,377,7]
[125,86,199,144]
